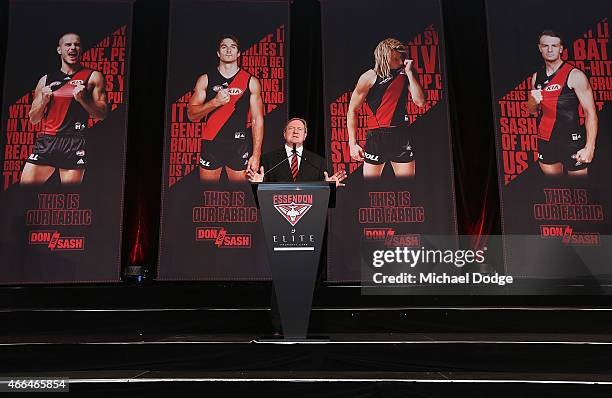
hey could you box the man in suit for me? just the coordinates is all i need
[247,117,346,335]
[247,117,346,185]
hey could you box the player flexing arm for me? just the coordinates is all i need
[75,70,107,120]
[29,75,53,125]
[22,33,107,185]
[29,71,106,124]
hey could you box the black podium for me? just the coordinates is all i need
[253,182,335,340]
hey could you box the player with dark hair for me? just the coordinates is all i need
[188,35,264,183]
[527,30,598,177]
[22,32,107,185]
[347,38,425,179]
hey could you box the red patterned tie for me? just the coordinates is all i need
[290,152,298,181]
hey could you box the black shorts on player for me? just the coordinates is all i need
[26,134,87,169]
[199,136,250,171]
[363,127,414,165]
[537,132,587,172]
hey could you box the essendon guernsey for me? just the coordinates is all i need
[203,68,252,141]
[535,62,581,142]
[365,68,410,129]
[42,68,94,135]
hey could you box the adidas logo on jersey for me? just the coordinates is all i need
[77,159,85,165]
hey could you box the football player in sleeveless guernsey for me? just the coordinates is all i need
[188,35,264,183]
[347,38,425,179]
[21,32,107,185]
[527,30,598,177]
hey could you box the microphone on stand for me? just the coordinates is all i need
[262,144,299,179]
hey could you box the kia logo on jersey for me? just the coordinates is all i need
[227,88,243,95]
[544,84,561,92]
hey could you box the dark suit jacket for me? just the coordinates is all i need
[261,147,326,182]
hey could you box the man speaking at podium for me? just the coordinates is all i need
[247,117,346,186]
[247,117,346,335]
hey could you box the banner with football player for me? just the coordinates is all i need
[157,0,289,280]
[321,0,458,285]
[486,0,612,292]
[0,0,133,284]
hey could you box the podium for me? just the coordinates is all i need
[253,182,335,340]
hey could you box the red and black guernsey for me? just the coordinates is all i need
[535,62,581,142]
[202,68,252,141]
[365,67,410,130]
[42,68,93,136]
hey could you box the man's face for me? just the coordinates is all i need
[538,35,563,62]
[284,119,307,146]
[217,38,240,64]
[58,34,82,65]
[389,45,406,69]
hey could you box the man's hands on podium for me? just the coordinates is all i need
[247,166,347,187]
[325,170,347,187]
[247,166,265,183]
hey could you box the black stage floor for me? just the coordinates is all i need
[2,307,612,396]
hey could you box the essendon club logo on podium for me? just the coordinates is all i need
[272,194,314,227]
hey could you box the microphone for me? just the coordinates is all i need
[262,145,299,179]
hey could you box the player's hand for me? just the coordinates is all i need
[73,84,87,102]
[349,142,365,162]
[247,166,265,183]
[530,89,543,104]
[41,86,53,104]
[324,170,347,187]
[214,89,231,106]
[247,154,260,174]
[404,59,414,74]
[572,146,595,165]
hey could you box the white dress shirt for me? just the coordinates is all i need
[285,144,303,170]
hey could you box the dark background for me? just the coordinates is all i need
[3,0,611,305]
